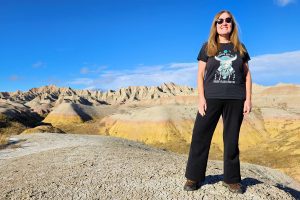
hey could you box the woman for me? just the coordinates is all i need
[183,10,252,194]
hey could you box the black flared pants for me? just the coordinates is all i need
[185,98,244,184]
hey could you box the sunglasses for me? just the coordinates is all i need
[215,17,232,25]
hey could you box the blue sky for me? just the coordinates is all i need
[0,0,299,92]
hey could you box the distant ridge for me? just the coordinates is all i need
[0,82,195,115]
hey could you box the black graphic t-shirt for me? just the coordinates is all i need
[197,42,250,100]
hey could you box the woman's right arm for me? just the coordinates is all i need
[197,60,207,116]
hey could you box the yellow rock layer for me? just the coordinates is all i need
[98,117,266,152]
[43,115,85,124]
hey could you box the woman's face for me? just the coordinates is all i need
[216,12,233,36]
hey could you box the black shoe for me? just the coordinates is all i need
[222,181,244,194]
[183,179,201,191]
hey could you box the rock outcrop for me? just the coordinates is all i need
[0,133,299,199]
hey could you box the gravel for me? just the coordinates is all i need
[0,133,299,200]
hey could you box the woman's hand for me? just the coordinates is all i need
[243,99,252,115]
[198,97,207,117]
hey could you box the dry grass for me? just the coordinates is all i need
[0,120,27,149]
[52,120,104,135]
[0,134,9,146]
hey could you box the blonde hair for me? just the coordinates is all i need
[206,10,246,57]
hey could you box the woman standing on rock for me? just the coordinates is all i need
[184,10,252,194]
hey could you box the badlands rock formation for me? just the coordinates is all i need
[0,82,299,184]
[0,99,43,137]
[0,133,299,200]
[0,83,194,115]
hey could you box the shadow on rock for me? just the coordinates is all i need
[275,183,300,199]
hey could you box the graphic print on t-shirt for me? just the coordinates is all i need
[213,49,237,84]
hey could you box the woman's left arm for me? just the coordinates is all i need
[243,62,252,115]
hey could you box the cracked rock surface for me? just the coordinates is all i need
[0,133,299,200]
